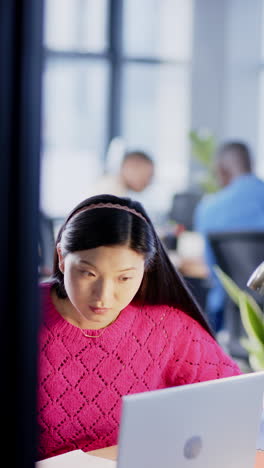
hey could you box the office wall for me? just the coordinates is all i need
[191,0,226,139]
[191,0,263,171]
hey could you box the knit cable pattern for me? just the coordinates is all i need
[37,283,241,460]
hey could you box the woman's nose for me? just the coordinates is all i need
[92,278,113,305]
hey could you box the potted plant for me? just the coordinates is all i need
[189,129,219,193]
[215,265,264,371]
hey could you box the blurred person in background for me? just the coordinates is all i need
[38,150,154,276]
[194,141,264,332]
[90,149,155,198]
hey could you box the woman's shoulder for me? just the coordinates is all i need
[39,280,52,291]
[39,280,53,301]
[140,303,206,336]
[38,281,57,320]
[141,303,193,321]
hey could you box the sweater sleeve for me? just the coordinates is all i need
[170,315,242,385]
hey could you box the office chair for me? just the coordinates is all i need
[168,191,202,231]
[39,212,56,277]
[208,231,264,360]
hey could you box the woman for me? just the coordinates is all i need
[37,194,241,460]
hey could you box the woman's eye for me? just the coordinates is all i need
[120,277,132,282]
[80,270,95,277]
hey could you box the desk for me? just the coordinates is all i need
[88,446,117,461]
[88,445,264,467]
[167,249,209,279]
[255,451,264,467]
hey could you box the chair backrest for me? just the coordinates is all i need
[207,231,264,359]
[39,212,55,276]
[169,191,202,231]
[208,231,264,290]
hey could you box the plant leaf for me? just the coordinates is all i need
[214,266,242,305]
[239,292,264,346]
[249,353,264,372]
[240,337,263,354]
[215,266,264,371]
[200,176,219,194]
[189,130,216,167]
[240,337,264,371]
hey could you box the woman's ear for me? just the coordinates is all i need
[56,243,65,274]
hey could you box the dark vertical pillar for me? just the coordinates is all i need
[0,1,43,466]
[106,0,123,156]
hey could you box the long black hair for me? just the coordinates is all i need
[52,194,214,338]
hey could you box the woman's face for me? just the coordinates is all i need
[57,244,145,329]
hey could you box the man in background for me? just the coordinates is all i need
[39,150,154,274]
[91,150,154,198]
[194,141,264,331]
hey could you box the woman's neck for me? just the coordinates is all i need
[50,289,111,330]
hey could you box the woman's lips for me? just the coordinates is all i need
[89,306,111,315]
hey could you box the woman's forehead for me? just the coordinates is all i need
[70,245,145,267]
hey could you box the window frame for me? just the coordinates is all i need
[44,0,192,163]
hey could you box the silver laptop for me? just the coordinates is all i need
[117,372,264,468]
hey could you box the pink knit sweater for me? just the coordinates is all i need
[37,282,241,460]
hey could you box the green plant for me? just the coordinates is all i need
[215,265,264,371]
[189,129,219,193]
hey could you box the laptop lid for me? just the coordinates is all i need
[117,372,264,468]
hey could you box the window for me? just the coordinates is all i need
[41,0,193,218]
[123,0,192,60]
[258,2,264,176]
[44,0,108,52]
[258,72,264,175]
